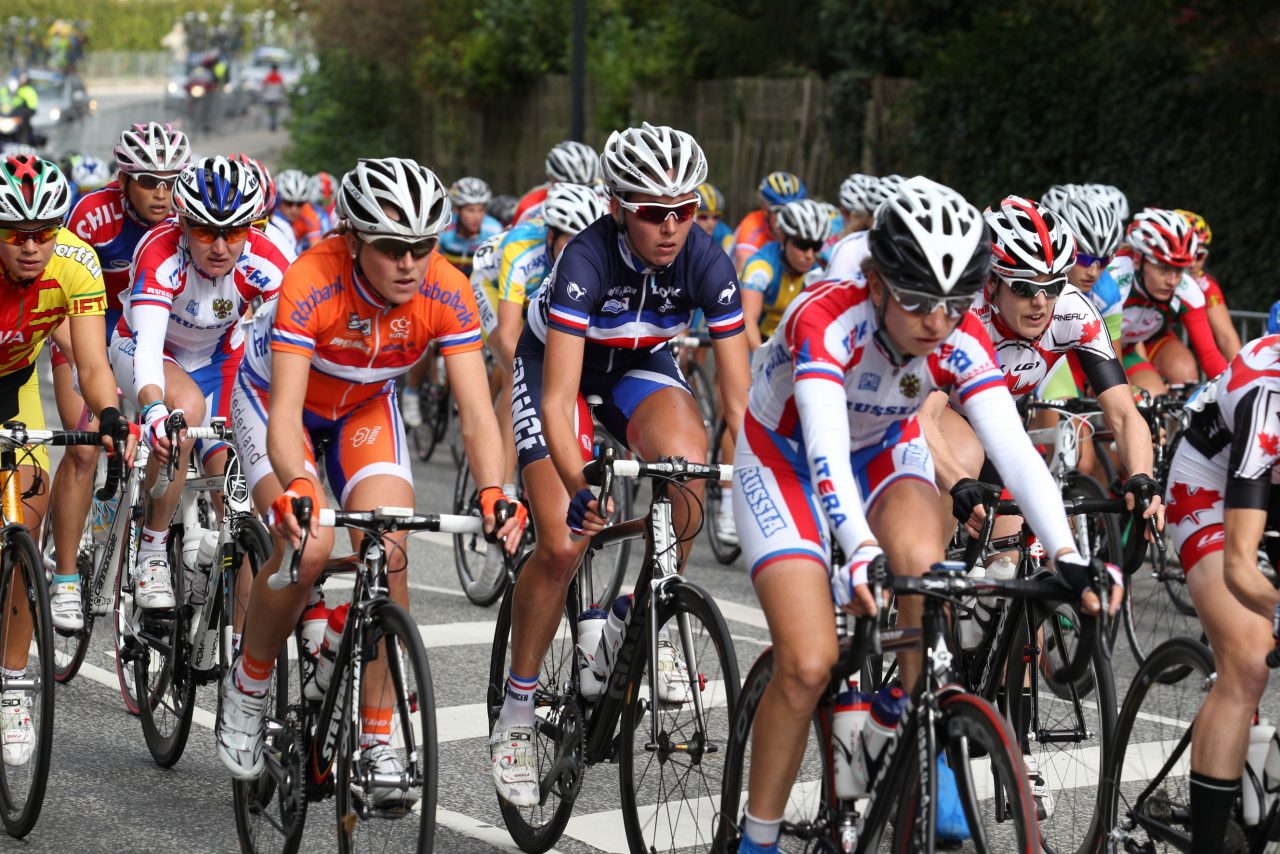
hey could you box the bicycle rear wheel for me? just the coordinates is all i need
[136,527,195,767]
[1006,602,1116,854]
[0,530,54,838]
[1105,637,1215,854]
[892,691,1040,854]
[452,453,509,607]
[619,582,741,853]
[685,358,717,442]
[487,554,581,853]
[704,418,741,566]
[334,601,436,854]
[713,647,840,853]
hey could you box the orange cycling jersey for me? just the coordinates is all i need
[292,204,326,251]
[0,229,106,377]
[248,236,482,420]
[732,208,774,268]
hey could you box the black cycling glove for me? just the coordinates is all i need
[949,478,988,524]
[1123,473,1160,508]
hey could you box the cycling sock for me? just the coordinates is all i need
[233,653,274,697]
[359,706,393,748]
[1189,770,1240,854]
[138,526,168,558]
[497,670,538,731]
[1,667,24,680]
[51,573,78,585]
[718,485,734,516]
[741,804,781,848]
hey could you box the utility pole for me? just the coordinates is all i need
[570,0,585,141]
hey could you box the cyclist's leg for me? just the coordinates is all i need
[48,347,99,627]
[1150,335,1199,386]
[2,370,51,676]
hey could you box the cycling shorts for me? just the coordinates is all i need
[1122,333,1180,380]
[510,333,689,472]
[0,365,48,471]
[109,333,234,464]
[1165,441,1227,572]
[732,411,934,579]
[231,370,412,505]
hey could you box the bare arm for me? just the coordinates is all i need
[709,331,749,441]
[491,299,524,372]
[740,290,764,352]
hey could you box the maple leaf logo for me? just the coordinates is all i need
[1080,319,1102,344]
[1166,482,1222,527]
[1260,432,1280,457]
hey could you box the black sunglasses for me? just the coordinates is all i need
[790,238,824,253]
[359,232,437,260]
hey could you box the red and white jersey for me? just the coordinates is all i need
[747,278,1007,451]
[969,283,1120,402]
[66,182,157,315]
[120,221,290,371]
[1110,254,1208,346]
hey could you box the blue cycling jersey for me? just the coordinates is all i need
[1269,300,1280,335]
[526,215,744,370]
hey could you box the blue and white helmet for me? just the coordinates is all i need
[71,154,110,192]
[172,155,264,227]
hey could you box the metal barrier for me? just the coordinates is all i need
[1231,309,1270,341]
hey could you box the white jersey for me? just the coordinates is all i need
[818,229,872,285]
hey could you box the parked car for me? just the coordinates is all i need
[18,68,92,132]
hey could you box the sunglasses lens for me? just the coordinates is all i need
[0,226,60,245]
[632,201,698,224]
[371,237,435,259]
[135,174,174,190]
[187,226,216,244]
[794,240,823,253]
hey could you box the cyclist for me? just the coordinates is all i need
[230,153,298,261]
[741,198,831,353]
[490,122,750,807]
[729,177,1107,853]
[219,157,525,800]
[274,168,320,252]
[836,173,884,238]
[49,121,190,631]
[0,154,134,762]
[401,176,505,426]
[308,170,337,223]
[488,193,518,227]
[108,156,289,611]
[511,139,600,224]
[1113,208,1227,396]
[1177,208,1241,361]
[732,170,805,272]
[694,181,733,254]
[438,177,503,276]
[1163,336,1280,853]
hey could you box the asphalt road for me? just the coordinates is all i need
[10,80,1274,854]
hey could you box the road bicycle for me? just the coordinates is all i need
[488,448,740,853]
[233,498,485,854]
[0,422,121,838]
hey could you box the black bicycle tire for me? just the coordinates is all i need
[1007,602,1117,854]
[487,553,579,853]
[705,418,741,566]
[712,647,838,853]
[1105,637,1215,854]
[0,529,54,838]
[452,453,508,607]
[413,382,445,463]
[136,526,196,767]
[113,482,144,716]
[335,601,436,854]
[686,358,717,441]
[1061,474,1129,661]
[618,582,741,854]
[892,692,1040,854]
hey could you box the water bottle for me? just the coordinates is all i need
[315,603,350,693]
[575,608,608,700]
[956,563,987,650]
[850,685,908,797]
[182,526,216,604]
[300,591,329,701]
[1264,726,1280,818]
[970,556,1016,639]
[1243,720,1275,826]
[189,529,220,606]
[592,594,633,680]
[832,677,872,799]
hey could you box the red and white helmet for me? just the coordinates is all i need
[228,153,275,212]
[984,195,1076,280]
[114,122,191,174]
[1127,208,1198,268]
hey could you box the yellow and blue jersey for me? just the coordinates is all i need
[742,241,807,339]
[498,220,552,306]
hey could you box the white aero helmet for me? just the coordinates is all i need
[172,155,265,227]
[543,182,608,235]
[839,173,887,216]
[545,140,600,185]
[984,195,1076,280]
[775,199,833,244]
[114,122,191,174]
[868,175,990,296]
[449,176,492,207]
[275,169,311,204]
[1046,184,1125,258]
[601,122,708,198]
[337,157,452,239]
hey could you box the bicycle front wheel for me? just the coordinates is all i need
[452,453,508,607]
[892,692,1040,854]
[1105,637,1215,854]
[713,646,838,853]
[136,527,195,767]
[704,418,741,566]
[1006,602,1116,854]
[619,582,741,854]
[52,540,94,683]
[335,601,436,854]
[0,529,54,838]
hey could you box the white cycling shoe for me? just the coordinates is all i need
[50,580,84,633]
[401,389,423,428]
[1024,753,1055,820]
[363,743,420,811]
[656,637,692,705]
[133,553,176,610]
[1,691,33,767]
[216,671,268,781]
[490,724,539,807]
[713,511,738,546]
